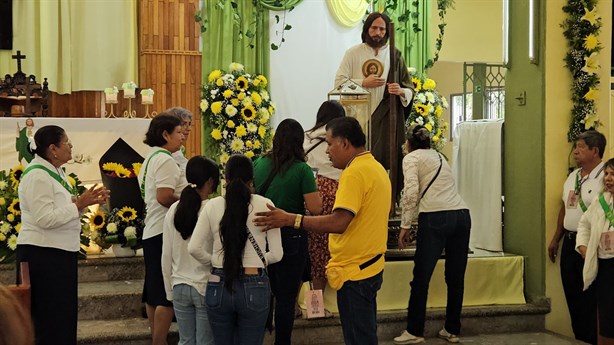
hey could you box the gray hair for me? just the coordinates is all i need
[165,107,193,122]
[577,130,606,159]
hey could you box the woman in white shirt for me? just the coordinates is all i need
[137,114,184,345]
[162,156,219,345]
[17,125,109,345]
[394,125,471,345]
[576,158,614,341]
[303,100,345,297]
[188,154,283,345]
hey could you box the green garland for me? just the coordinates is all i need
[562,0,602,142]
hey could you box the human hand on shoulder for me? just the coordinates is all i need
[253,203,294,231]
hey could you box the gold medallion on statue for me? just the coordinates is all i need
[362,59,384,78]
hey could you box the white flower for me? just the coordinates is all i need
[223,74,233,81]
[242,97,253,106]
[229,63,245,72]
[226,105,238,117]
[104,86,119,94]
[124,226,137,238]
[441,97,449,109]
[222,130,229,139]
[408,67,417,74]
[211,90,218,96]
[122,81,137,89]
[200,99,209,112]
[416,93,426,103]
[247,123,258,133]
[261,90,270,100]
[7,235,17,250]
[107,223,118,233]
[416,117,424,125]
[0,222,10,234]
[425,92,435,103]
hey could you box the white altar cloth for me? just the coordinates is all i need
[1,118,151,183]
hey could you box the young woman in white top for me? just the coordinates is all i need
[576,158,614,341]
[17,125,109,345]
[394,125,471,345]
[303,100,345,296]
[162,156,219,345]
[137,114,184,345]
[188,154,283,345]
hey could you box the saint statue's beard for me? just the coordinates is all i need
[365,35,386,49]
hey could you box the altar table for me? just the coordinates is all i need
[300,253,525,312]
[0,118,151,183]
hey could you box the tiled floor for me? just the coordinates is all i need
[330,332,586,345]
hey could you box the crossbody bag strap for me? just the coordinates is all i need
[420,153,442,200]
[247,228,267,270]
[305,137,326,156]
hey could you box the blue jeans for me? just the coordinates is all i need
[337,271,383,345]
[268,228,309,345]
[172,284,214,345]
[205,268,270,345]
[406,209,471,336]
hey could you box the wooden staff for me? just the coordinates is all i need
[389,21,398,216]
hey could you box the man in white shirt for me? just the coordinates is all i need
[334,12,413,172]
[547,130,606,345]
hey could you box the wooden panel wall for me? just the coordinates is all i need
[139,0,202,157]
[43,0,203,157]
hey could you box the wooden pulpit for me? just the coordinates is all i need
[0,51,49,117]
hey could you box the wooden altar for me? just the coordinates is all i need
[0,51,49,117]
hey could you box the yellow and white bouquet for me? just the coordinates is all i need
[89,206,144,249]
[201,62,274,164]
[406,68,449,152]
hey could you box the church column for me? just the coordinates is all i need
[138,0,202,157]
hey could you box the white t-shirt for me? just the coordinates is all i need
[188,195,283,269]
[17,156,81,251]
[563,162,604,231]
[138,147,181,240]
[304,127,341,181]
[172,150,188,193]
[162,200,211,301]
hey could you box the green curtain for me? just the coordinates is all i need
[0,0,137,94]
[392,0,432,75]
[201,0,302,156]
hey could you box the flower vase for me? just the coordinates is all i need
[111,244,136,258]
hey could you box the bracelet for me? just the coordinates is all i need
[294,214,303,230]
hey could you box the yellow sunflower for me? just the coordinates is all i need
[257,75,268,87]
[236,76,249,91]
[102,162,120,172]
[115,166,132,178]
[10,165,24,187]
[415,104,430,115]
[117,206,138,222]
[411,78,422,92]
[242,105,257,122]
[89,209,106,230]
[8,199,20,216]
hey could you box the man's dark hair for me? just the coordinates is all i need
[577,130,606,158]
[326,117,366,148]
[361,12,391,45]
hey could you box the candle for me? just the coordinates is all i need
[104,87,118,104]
[122,81,137,98]
[141,88,154,105]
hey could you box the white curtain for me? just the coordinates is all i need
[268,1,362,129]
[453,119,504,252]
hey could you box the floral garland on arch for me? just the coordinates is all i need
[201,63,274,164]
[405,68,449,152]
[562,0,602,142]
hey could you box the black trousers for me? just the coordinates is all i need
[16,244,78,345]
[560,231,597,345]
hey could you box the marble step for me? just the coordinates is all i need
[78,279,144,320]
[0,253,145,285]
[76,303,551,345]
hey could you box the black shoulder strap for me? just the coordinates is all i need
[420,153,442,199]
[257,169,276,196]
[247,229,267,269]
[305,137,326,156]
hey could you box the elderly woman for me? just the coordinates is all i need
[17,125,109,345]
[165,106,193,172]
[394,125,471,345]
[576,157,614,342]
[138,114,185,345]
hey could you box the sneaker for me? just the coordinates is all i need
[437,328,460,343]
[393,330,425,344]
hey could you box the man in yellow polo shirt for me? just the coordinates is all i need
[255,117,391,344]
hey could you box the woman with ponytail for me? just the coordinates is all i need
[188,154,283,345]
[162,156,219,345]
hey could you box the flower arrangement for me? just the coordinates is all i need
[104,87,119,104]
[406,68,449,152]
[89,206,144,249]
[201,62,274,164]
[562,0,602,142]
[101,162,142,178]
[0,165,90,262]
[122,81,137,98]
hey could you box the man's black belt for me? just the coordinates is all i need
[360,253,383,270]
